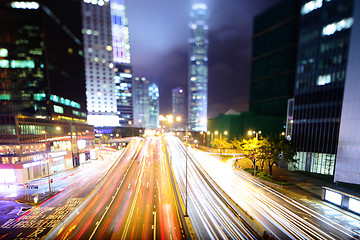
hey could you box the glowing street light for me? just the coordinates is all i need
[128,121,134,137]
[248,130,261,140]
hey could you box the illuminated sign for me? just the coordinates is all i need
[349,198,360,214]
[325,190,342,206]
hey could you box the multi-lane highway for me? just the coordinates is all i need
[52,137,185,240]
[191,141,360,240]
[2,135,359,240]
[165,135,259,239]
[0,146,124,239]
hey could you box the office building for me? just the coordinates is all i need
[82,0,119,127]
[133,77,150,128]
[188,2,208,131]
[334,1,360,185]
[0,0,87,121]
[0,0,95,183]
[111,0,133,127]
[172,87,186,131]
[292,0,355,176]
[82,0,132,129]
[250,0,299,119]
[114,64,133,127]
[148,83,159,129]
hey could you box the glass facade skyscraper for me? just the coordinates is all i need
[82,0,119,127]
[133,77,150,128]
[148,83,159,129]
[292,0,355,175]
[250,0,299,119]
[188,2,208,131]
[115,64,133,127]
[82,0,132,128]
[0,0,87,121]
[172,87,186,131]
[111,0,133,127]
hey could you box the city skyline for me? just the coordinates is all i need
[126,0,280,117]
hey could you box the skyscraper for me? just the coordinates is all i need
[114,64,133,127]
[292,0,355,176]
[82,0,119,127]
[188,1,208,131]
[133,77,150,128]
[0,0,95,181]
[0,0,87,121]
[111,0,133,127]
[172,87,186,131]
[148,83,159,129]
[250,0,299,118]
[82,0,132,128]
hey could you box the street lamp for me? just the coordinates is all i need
[42,130,52,195]
[128,121,134,137]
[185,121,189,217]
[280,131,285,139]
[41,126,61,196]
[248,130,261,140]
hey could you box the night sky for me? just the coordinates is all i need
[127,0,280,118]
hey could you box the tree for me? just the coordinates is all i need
[264,136,296,175]
[238,138,261,176]
[258,138,272,172]
[213,137,232,154]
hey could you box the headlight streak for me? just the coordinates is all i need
[233,168,357,239]
[192,149,357,240]
[165,136,257,240]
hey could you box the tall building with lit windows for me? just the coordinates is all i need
[188,1,208,131]
[114,64,133,127]
[82,0,132,128]
[172,87,186,131]
[110,0,133,127]
[82,0,119,127]
[0,0,95,182]
[133,77,150,128]
[148,83,159,129]
[292,0,357,178]
[0,0,87,121]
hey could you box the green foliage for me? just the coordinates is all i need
[232,134,296,176]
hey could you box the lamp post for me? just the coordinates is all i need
[185,122,188,217]
[42,127,60,196]
[128,121,134,137]
[42,130,52,196]
[248,130,261,140]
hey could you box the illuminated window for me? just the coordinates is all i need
[53,105,64,114]
[322,18,354,36]
[0,48,8,57]
[11,1,39,9]
[33,93,46,101]
[0,60,9,68]
[301,0,322,15]
[10,60,35,68]
[0,94,10,100]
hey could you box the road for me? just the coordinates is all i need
[191,146,360,240]
[0,145,126,239]
[165,135,258,239]
[53,137,185,240]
